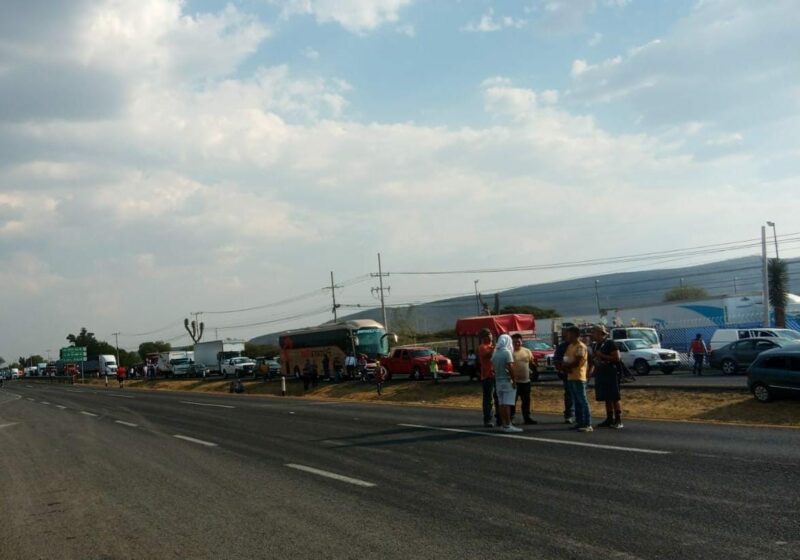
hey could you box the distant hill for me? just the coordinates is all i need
[250,255,799,345]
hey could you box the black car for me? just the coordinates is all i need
[747,347,800,402]
[708,337,794,375]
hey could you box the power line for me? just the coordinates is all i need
[387,233,800,276]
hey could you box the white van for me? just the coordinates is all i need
[609,327,661,348]
[709,328,800,350]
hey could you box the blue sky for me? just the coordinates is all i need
[0,0,798,359]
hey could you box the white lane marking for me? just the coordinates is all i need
[56,405,67,410]
[67,390,88,393]
[173,434,218,447]
[40,401,51,405]
[285,464,376,488]
[0,422,19,429]
[106,394,134,399]
[80,411,99,417]
[180,401,235,409]
[115,420,138,428]
[26,398,35,401]
[25,385,33,388]
[398,424,672,456]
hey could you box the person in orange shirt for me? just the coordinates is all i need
[478,328,499,428]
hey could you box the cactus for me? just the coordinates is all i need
[184,318,204,343]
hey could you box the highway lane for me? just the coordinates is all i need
[1,384,798,560]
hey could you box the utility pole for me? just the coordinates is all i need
[327,271,341,322]
[761,225,770,327]
[370,253,390,329]
[474,280,480,314]
[733,276,738,295]
[767,221,779,259]
[594,280,601,317]
[112,332,120,364]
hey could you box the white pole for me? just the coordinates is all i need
[762,225,770,327]
[281,375,286,396]
[378,253,388,330]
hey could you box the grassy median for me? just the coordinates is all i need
[73,376,800,428]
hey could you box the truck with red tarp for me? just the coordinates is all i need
[457,314,555,380]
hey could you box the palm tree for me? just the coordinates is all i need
[768,258,789,327]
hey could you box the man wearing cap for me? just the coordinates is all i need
[590,325,623,429]
[478,329,499,428]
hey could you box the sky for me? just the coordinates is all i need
[1,0,799,361]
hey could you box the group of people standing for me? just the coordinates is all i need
[478,325,625,433]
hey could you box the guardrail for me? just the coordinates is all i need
[19,376,75,385]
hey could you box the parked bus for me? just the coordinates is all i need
[278,320,390,377]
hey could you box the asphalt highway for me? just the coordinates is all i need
[1,382,798,560]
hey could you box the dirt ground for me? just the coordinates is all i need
[75,376,800,428]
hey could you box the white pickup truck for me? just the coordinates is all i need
[613,339,680,375]
[221,357,257,378]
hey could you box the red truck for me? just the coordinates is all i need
[379,347,454,380]
[455,314,537,379]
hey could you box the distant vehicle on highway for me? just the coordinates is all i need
[709,328,800,351]
[455,314,536,367]
[709,337,795,375]
[278,319,392,378]
[167,358,193,377]
[520,339,556,380]
[255,357,281,378]
[158,351,193,374]
[747,347,800,402]
[614,339,680,375]
[221,357,257,378]
[187,363,209,378]
[380,347,453,380]
[194,339,246,373]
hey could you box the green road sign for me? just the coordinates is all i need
[60,346,87,362]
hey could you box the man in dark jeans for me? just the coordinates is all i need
[511,334,537,424]
[552,333,575,424]
[478,329,499,427]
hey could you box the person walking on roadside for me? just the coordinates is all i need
[322,354,331,381]
[310,360,319,388]
[333,356,343,383]
[492,334,522,433]
[429,353,439,384]
[466,350,477,381]
[511,334,537,425]
[117,365,126,389]
[690,334,709,376]
[563,326,592,432]
[552,332,575,424]
[302,359,313,391]
[374,361,386,396]
[478,329,500,428]
[590,325,623,429]
[344,352,357,379]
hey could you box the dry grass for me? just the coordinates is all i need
[78,378,800,428]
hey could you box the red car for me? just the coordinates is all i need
[520,339,556,380]
[380,347,453,380]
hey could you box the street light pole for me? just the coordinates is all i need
[113,332,120,365]
[761,226,770,327]
[767,221,779,259]
[474,280,480,315]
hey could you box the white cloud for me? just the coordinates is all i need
[588,31,603,46]
[462,9,526,33]
[302,46,320,60]
[278,0,415,33]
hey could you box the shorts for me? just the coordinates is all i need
[496,387,516,406]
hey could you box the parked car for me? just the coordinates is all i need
[167,358,193,377]
[188,363,209,378]
[254,357,281,378]
[709,337,794,375]
[613,339,680,375]
[380,347,453,380]
[709,328,800,350]
[747,347,800,402]
[221,357,257,378]
[520,339,556,380]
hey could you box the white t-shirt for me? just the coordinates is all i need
[491,348,514,386]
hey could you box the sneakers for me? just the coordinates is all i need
[483,422,493,428]
[524,419,538,425]
[577,425,594,433]
[564,417,576,425]
[612,420,624,429]
[502,425,524,433]
[596,418,614,428]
